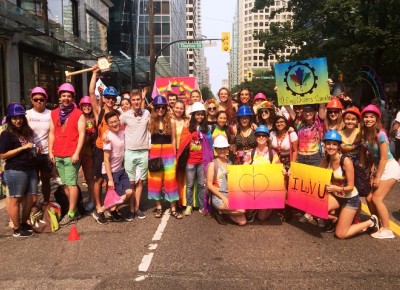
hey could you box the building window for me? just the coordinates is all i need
[86,12,107,51]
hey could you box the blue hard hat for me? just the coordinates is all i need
[324,130,342,143]
[153,95,168,106]
[237,105,253,117]
[7,103,26,117]
[103,86,118,97]
[255,125,270,135]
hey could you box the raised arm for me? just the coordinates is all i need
[89,65,101,119]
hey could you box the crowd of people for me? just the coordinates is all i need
[1,65,399,240]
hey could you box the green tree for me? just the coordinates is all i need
[252,0,400,82]
[200,85,215,101]
[231,79,277,103]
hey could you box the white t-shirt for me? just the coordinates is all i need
[26,108,51,154]
[270,131,298,155]
[102,130,125,174]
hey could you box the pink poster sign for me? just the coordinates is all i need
[286,162,331,219]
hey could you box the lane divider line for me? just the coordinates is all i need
[136,209,171,281]
[361,202,400,236]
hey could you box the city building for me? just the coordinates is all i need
[0,0,111,114]
[236,0,294,83]
[228,0,240,89]
[108,0,189,90]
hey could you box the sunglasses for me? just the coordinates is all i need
[208,107,216,111]
[260,109,270,114]
[104,96,116,100]
[155,106,166,111]
[32,98,45,103]
[328,110,340,114]
[256,134,269,138]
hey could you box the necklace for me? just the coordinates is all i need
[276,131,287,153]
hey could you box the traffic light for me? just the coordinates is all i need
[247,71,253,82]
[221,32,231,52]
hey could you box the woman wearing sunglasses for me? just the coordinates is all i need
[324,98,344,132]
[205,99,218,130]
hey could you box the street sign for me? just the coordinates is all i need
[178,42,203,49]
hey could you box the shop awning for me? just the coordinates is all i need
[0,1,104,60]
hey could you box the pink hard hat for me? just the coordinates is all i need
[361,104,381,119]
[254,93,267,101]
[58,83,75,96]
[79,96,91,106]
[30,87,48,99]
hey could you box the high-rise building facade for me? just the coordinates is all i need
[0,0,110,114]
[108,0,188,86]
[237,0,294,82]
[229,1,240,89]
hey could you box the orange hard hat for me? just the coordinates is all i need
[343,106,361,120]
[326,98,344,110]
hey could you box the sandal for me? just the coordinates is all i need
[154,208,163,218]
[171,210,183,219]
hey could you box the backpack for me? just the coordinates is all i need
[250,147,273,165]
[54,185,85,217]
[339,154,371,197]
[31,203,61,233]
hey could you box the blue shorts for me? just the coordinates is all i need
[103,169,131,196]
[333,195,360,210]
[4,169,38,198]
[212,191,228,209]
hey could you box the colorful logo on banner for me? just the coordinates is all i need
[274,57,331,105]
[286,162,332,219]
[151,77,199,105]
[228,164,286,209]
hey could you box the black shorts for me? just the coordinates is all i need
[33,154,53,174]
[93,146,104,179]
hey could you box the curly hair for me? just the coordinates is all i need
[218,87,236,125]
[205,98,218,109]
[149,107,172,135]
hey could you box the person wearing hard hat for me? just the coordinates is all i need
[26,87,53,203]
[207,135,246,226]
[48,83,86,227]
[324,98,344,132]
[0,104,37,237]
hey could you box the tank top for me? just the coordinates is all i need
[51,108,82,157]
[328,162,358,198]
[213,160,229,194]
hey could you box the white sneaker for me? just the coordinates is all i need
[371,228,395,239]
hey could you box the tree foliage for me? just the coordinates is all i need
[231,79,277,103]
[252,0,400,82]
[200,85,215,101]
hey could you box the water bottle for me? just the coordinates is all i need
[30,144,37,158]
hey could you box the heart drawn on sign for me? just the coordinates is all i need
[239,173,270,200]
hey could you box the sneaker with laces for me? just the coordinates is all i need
[110,210,123,222]
[13,227,33,238]
[59,214,78,227]
[184,206,192,216]
[21,222,33,233]
[298,213,312,223]
[92,210,108,225]
[125,211,135,222]
[325,220,337,233]
[369,214,379,232]
[371,228,395,239]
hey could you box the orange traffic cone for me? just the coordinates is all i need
[68,225,80,241]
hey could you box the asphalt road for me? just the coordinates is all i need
[1,184,400,290]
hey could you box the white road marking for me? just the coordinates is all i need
[136,209,171,280]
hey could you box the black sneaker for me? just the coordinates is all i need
[13,227,33,238]
[325,220,337,233]
[135,210,146,219]
[110,210,123,222]
[92,210,108,225]
[21,223,33,233]
[125,211,135,222]
[212,210,227,225]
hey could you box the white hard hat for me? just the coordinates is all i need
[213,135,230,148]
[116,96,121,105]
[190,102,206,114]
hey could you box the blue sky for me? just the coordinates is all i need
[202,0,236,95]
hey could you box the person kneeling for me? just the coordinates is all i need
[207,135,246,226]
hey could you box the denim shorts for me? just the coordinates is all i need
[212,191,228,209]
[103,169,131,196]
[333,194,360,210]
[93,146,104,178]
[4,169,38,198]
[297,152,323,166]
